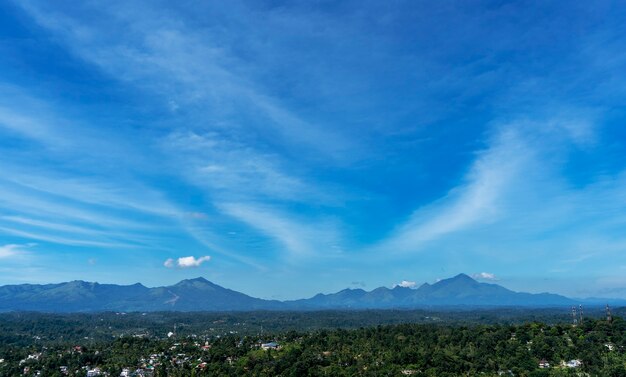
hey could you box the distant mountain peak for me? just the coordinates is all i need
[392,285,410,291]
[188,277,210,283]
[337,288,367,295]
[435,273,479,286]
[66,280,97,288]
[176,277,212,285]
[451,273,475,281]
[427,274,482,293]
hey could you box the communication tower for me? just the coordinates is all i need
[578,304,583,324]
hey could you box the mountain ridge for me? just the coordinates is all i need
[0,274,622,312]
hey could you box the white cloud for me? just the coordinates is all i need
[395,280,417,288]
[473,272,498,281]
[178,256,211,268]
[164,255,211,269]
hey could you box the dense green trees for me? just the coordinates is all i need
[0,313,624,376]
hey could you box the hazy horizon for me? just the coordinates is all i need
[1,1,626,301]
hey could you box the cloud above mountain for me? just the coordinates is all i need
[473,272,498,281]
[164,256,211,269]
[395,280,417,288]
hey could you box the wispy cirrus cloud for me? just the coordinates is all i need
[0,243,36,259]
[0,88,228,259]
[0,162,180,217]
[376,115,611,255]
[377,126,533,253]
[0,104,67,147]
[217,202,343,259]
[15,0,354,160]
[162,130,317,203]
[0,176,179,250]
[0,84,144,162]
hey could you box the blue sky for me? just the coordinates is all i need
[1,0,626,299]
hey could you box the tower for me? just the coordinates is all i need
[606,304,612,323]
[578,304,583,324]
[571,306,578,325]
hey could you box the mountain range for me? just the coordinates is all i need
[0,274,622,312]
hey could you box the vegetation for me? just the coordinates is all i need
[0,310,624,376]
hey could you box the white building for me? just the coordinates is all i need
[261,341,279,350]
[564,359,582,368]
[86,368,102,376]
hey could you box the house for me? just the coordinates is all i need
[86,368,102,376]
[134,369,154,377]
[564,359,582,368]
[120,368,131,377]
[261,342,280,350]
[605,343,615,351]
[539,359,550,368]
